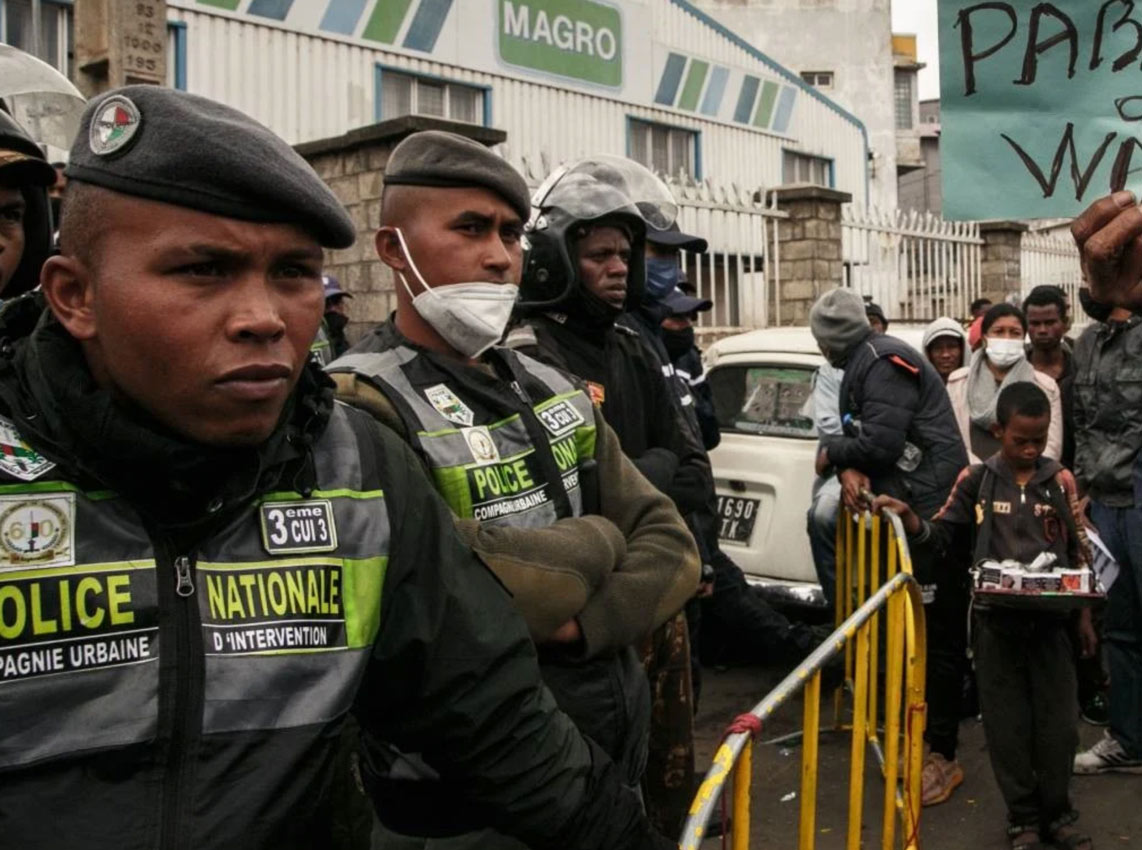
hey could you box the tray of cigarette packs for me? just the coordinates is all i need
[972,553,1105,611]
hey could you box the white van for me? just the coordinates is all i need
[703,324,930,608]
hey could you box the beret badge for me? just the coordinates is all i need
[89,95,142,157]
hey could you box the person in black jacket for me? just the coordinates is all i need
[0,85,673,850]
[809,287,970,807]
[0,106,55,297]
[509,157,708,836]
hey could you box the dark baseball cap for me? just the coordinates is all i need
[663,286,712,316]
[647,222,708,253]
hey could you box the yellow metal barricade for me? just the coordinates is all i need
[681,508,927,850]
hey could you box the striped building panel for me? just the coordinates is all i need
[772,85,797,134]
[362,0,413,44]
[319,0,369,35]
[732,75,758,124]
[402,0,453,53]
[676,59,708,111]
[698,65,729,116]
[247,0,294,20]
[753,79,777,129]
[655,52,687,106]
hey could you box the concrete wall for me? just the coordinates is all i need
[693,0,895,210]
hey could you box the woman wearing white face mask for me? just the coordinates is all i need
[946,303,1063,463]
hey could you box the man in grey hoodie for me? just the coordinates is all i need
[922,318,969,385]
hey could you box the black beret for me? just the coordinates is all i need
[384,130,530,221]
[66,86,355,248]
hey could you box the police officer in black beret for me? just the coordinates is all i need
[0,86,674,850]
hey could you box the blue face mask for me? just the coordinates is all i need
[644,256,681,301]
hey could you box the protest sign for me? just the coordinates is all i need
[940,0,1142,220]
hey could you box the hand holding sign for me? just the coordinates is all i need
[940,1,1142,220]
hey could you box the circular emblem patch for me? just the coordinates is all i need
[464,428,499,463]
[89,95,142,157]
[0,499,68,564]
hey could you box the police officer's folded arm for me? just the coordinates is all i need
[571,412,701,660]
[452,514,624,642]
[357,425,663,850]
[827,359,919,472]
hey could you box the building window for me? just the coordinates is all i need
[782,150,832,187]
[2,0,72,75]
[800,71,833,89]
[629,119,697,178]
[894,73,914,130]
[377,68,486,125]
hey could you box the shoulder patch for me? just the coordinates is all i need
[887,354,920,375]
[0,416,55,481]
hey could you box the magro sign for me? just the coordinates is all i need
[498,0,623,88]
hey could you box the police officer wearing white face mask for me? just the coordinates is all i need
[946,303,1064,465]
[326,131,698,850]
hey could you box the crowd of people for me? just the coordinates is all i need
[803,259,1142,848]
[2,65,1141,849]
[0,77,857,849]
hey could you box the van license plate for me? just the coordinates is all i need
[716,495,760,544]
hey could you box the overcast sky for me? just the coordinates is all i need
[892,0,940,100]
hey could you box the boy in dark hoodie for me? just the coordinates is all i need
[877,382,1094,850]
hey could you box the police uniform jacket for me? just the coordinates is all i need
[510,313,713,517]
[0,298,667,850]
[328,320,699,793]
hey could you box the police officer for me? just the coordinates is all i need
[326,131,698,849]
[0,87,675,850]
[0,106,55,296]
[507,157,712,836]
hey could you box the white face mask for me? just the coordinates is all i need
[985,337,1025,368]
[394,228,519,358]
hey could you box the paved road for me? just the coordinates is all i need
[692,664,1141,849]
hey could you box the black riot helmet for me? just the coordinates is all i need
[520,155,678,313]
[0,106,55,297]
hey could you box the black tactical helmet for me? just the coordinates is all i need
[0,106,55,297]
[520,155,678,312]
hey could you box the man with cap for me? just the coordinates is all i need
[310,273,352,365]
[659,285,717,451]
[326,131,698,849]
[865,301,889,335]
[0,106,55,297]
[0,87,678,850]
[809,287,970,806]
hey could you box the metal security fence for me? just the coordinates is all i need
[1021,229,1084,318]
[682,508,928,850]
[665,175,785,339]
[842,206,984,322]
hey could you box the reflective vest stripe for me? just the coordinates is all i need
[331,346,597,528]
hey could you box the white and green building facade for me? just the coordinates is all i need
[150,0,869,205]
[0,0,868,200]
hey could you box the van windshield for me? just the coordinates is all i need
[709,365,816,438]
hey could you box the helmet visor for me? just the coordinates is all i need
[532,155,678,231]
